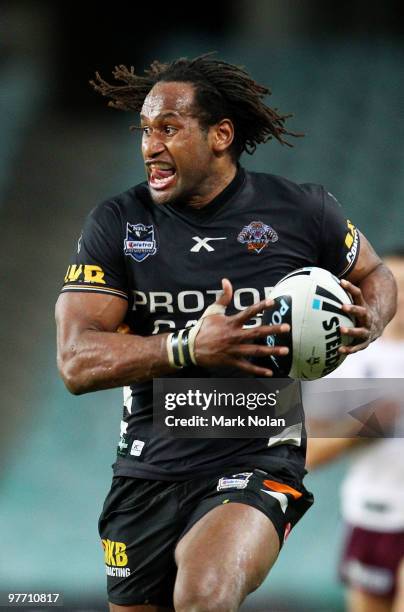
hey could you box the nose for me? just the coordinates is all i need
[142,131,166,159]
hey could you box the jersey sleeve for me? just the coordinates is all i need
[61,200,128,300]
[318,188,360,278]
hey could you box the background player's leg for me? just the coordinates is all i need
[346,588,392,612]
[109,604,173,612]
[392,557,404,612]
[173,502,280,612]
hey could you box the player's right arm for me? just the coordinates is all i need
[56,280,290,395]
[55,291,172,394]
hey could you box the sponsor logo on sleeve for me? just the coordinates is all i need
[64,264,105,284]
[237,221,278,254]
[344,220,359,265]
[124,223,158,262]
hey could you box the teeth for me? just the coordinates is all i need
[154,176,171,183]
[151,173,176,188]
[150,165,174,171]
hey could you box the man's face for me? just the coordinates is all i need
[141,81,216,205]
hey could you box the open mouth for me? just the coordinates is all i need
[148,164,177,191]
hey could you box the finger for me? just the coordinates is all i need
[341,304,367,319]
[340,326,370,339]
[244,323,291,340]
[233,298,274,324]
[225,356,274,377]
[340,279,365,305]
[228,344,289,358]
[216,278,233,307]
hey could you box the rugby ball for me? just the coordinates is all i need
[262,267,355,380]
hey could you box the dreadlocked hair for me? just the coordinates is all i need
[89,53,302,159]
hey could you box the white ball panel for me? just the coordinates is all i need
[268,267,355,380]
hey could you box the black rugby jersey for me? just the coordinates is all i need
[61,166,360,481]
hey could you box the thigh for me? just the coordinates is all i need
[175,503,280,598]
[173,468,311,610]
[98,476,181,609]
[174,502,279,611]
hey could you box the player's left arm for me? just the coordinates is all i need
[339,231,397,354]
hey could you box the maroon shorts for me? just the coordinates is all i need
[340,524,404,597]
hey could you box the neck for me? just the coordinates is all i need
[186,162,238,210]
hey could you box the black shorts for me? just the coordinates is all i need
[98,468,313,607]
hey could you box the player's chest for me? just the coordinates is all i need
[121,208,318,334]
[122,208,316,292]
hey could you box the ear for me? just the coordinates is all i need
[210,118,234,154]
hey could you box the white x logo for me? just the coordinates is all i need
[190,236,227,252]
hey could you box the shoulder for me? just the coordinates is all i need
[246,170,325,211]
[86,181,150,225]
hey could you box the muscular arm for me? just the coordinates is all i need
[56,279,290,395]
[339,231,397,353]
[55,292,172,394]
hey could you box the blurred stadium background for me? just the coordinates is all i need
[1,1,403,610]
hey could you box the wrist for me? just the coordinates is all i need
[165,302,226,369]
[369,305,384,342]
[166,329,195,369]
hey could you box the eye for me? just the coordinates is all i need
[142,126,152,136]
[164,125,177,135]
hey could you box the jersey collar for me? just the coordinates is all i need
[166,164,245,221]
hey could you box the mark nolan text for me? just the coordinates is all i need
[165,415,286,427]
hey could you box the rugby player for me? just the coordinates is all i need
[55,55,397,612]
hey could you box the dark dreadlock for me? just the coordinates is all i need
[89,53,302,160]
